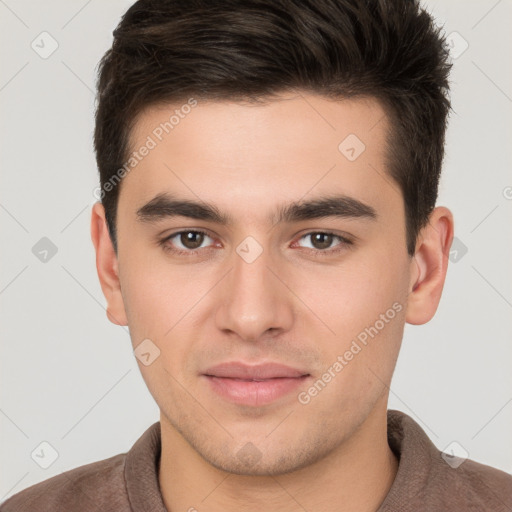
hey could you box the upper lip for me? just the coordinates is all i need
[203,362,309,380]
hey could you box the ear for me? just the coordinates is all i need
[90,202,128,326]
[406,206,454,325]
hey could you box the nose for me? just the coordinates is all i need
[214,240,295,343]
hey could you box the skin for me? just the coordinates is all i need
[91,91,453,512]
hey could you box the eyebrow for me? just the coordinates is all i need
[136,192,377,225]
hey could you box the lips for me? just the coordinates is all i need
[202,361,311,406]
[203,361,309,380]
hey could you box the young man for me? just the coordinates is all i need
[2,0,511,511]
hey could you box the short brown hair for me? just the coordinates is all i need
[94,0,452,255]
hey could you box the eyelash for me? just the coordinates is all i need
[158,229,354,257]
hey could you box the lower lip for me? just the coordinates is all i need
[203,375,310,407]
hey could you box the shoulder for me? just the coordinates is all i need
[0,453,130,512]
[1,422,162,512]
[383,410,512,511]
[428,455,512,510]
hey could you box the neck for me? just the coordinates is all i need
[158,401,398,512]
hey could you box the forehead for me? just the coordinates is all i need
[119,92,398,224]
[129,92,389,158]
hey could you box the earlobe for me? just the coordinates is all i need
[90,202,128,326]
[405,207,454,325]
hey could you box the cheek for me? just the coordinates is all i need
[120,263,198,407]
[120,272,170,338]
[290,254,407,340]
[118,259,214,377]
[119,250,197,335]
[290,246,408,390]
[297,300,405,417]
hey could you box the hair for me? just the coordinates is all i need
[94,0,452,256]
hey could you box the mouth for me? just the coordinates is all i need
[202,361,311,407]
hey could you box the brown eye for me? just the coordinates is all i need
[294,231,353,255]
[161,230,215,255]
[299,232,338,250]
[309,232,335,250]
[179,231,206,249]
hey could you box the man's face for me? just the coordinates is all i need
[114,92,414,474]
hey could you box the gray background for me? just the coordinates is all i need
[1,0,511,501]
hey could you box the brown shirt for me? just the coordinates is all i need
[2,410,511,511]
